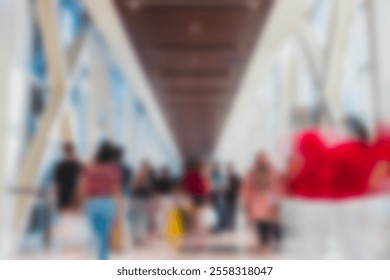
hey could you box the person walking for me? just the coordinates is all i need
[78,142,122,260]
[128,162,154,246]
[225,164,241,230]
[241,153,281,253]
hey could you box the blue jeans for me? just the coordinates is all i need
[215,194,228,231]
[128,197,149,244]
[85,198,116,260]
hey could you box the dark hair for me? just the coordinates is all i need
[185,157,198,171]
[63,142,75,155]
[345,116,369,143]
[95,141,115,163]
[112,145,124,162]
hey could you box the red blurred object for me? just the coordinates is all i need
[288,129,379,199]
[288,129,334,199]
[330,140,376,198]
[183,170,209,197]
[373,125,390,161]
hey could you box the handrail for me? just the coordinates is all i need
[8,187,48,198]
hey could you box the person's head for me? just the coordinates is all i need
[141,159,152,173]
[253,152,270,173]
[171,179,183,195]
[226,163,235,175]
[135,161,154,186]
[95,141,115,164]
[199,159,209,174]
[160,166,170,178]
[112,145,124,163]
[256,152,268,166]
[211,162,220,173]
[344,116,370,143]
[186,157,195,169]
[185,157,198,172]
[62,142,76,160]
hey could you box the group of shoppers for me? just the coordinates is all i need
[52,141,178,259]
[53,142,125,259]
[180,159,242,250]
[181,156,284,253]
[48,115,390,259]
[51,142,245,258]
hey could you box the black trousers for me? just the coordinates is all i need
[256,221,282,245]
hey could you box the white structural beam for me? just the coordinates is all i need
[90,34,116,141]
[216,0,356,168]
[367,0,390,123]
[121,88,135,165]
[215,0,311,165]
[85,37,101,159]
[0,0,32,260]
[365,0,380,123]
[10,0,89,257]
[274,47,297,169]
[60,108,76,143]
[321,0,355,126]
[83,0,181,164]
[276,55,295,145]
[298,22,325,89]
[0,2,17,240]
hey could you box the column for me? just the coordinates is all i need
[0,0,32,259]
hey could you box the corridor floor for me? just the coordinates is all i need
[17,230,280,260]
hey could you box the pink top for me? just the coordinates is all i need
[241,172,279,222]
[82,163,121,198]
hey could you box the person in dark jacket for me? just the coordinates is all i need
[112,146,132,196]
[53,142,82,212]
[154,166,174,235]
[225,163,241,230]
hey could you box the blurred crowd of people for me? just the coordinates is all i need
[47,140,246,260]
[37,115,390,260]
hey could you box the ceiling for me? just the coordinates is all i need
[114,0,274,158]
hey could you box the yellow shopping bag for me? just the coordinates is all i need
[111,222,124,252]
[166,208,185,249]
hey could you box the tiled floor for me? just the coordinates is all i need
[17,230,280,260]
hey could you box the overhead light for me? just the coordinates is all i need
[190,57,199,66]
[128,0,140,11]
[189,21,202,34]
[248,0,258,10]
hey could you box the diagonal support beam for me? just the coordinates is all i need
[215,0,311,169]
[10,0,88,256]
[321,0,355,127]
[84,0,181,163]
[298,22,325,89]
[365,0,383,123]
[87,34,116,148]
[274,47,297,169]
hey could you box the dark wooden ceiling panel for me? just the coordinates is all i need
[114,0,274,157]
[147,52,242,78]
